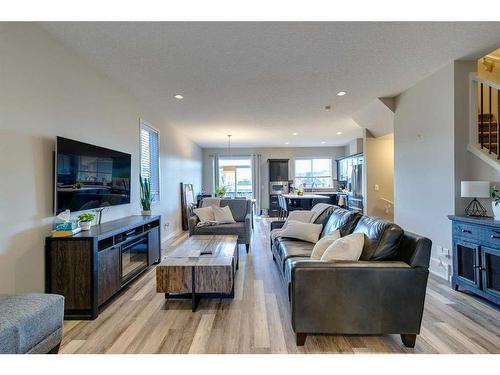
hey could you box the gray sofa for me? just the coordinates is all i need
[0,293,64,354]
[189,199,253,252]
[270,205,431,348]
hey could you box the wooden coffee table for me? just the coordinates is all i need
[156,235,238,311]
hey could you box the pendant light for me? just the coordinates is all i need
[222,134,236,172]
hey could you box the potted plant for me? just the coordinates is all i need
[78,212,95,231]
[492,186,500,220]
[214,186,227,198]
[140,175,152,215]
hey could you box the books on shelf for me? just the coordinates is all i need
[51,227,81,237]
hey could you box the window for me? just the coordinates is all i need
[294,158,332,188]
[140,120,160,202]
[218,157,253,199]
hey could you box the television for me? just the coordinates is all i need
[55,137,131,214]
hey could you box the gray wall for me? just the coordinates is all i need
[394,63,456,279]
[394,60,500,280]
[0,24,203,293]
[202,146,347,209]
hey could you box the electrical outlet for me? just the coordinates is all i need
[164,223,170,229]
[374,184,379,191]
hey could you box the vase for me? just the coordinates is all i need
[80,221,92,231]
[492,202,500,220]
[142,210,152,215]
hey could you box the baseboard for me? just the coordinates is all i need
[429,257,450,281]
[161,229,183,245]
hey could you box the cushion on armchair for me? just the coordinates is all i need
[213,205,236,224]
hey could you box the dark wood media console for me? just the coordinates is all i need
[45,215,161,319]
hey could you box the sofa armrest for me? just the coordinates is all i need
[188,215,199,236]
[290,260,429,335]
[243,213,253,242]
[270,220,286,231]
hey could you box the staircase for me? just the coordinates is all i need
[478,113,498,156]
[468,74,500,172]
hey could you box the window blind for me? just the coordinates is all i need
[140,121,160,202]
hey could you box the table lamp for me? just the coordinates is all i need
[461,181,490,217]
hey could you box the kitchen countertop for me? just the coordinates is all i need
[282,194,331,199]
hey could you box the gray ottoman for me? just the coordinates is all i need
[0,293,64,354]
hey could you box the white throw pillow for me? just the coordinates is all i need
[213,205,236,224]
[320,232,364,262]
[285,210,315,224]
[310,230,341,260]
[193,206,215,223]
[280,220,323,243]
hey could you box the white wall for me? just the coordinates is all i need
[0,24,202,293]
[394,63,456,279]
[364,132,394,221]
[202,146,347,209]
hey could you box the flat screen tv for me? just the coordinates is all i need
[55,137,131,214]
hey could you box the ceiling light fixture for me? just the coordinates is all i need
[292,132,298,136]
[321,141,326,144]
[222,135,236,172]
[337,91,347,96]
[336,131,343,135]
[174,93,184,100]
[284,142,289,145]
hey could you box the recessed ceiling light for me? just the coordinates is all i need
[321,141,326,144]
[174,93,184,100]
[292,132,298,136]
[284,142,289,145]
[337,91,347,96]
[336,131,343,135]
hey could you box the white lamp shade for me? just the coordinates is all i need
[461,181,490,198]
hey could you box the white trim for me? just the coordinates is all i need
[470,74,500,91]
[162,229,183,245]
[139,118,161,204]
[467,143,500,172]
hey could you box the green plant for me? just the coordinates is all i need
[492,186,500,206]
[214,186,227,197]
[140,175,152,211]
[78,212,95,223]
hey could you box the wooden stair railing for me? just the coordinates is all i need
[477,79,500,159]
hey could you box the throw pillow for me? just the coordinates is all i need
[213,205,236,224]
[193,206,215,223]
[285,210,315,224]
[310,230,341,260]
[280,220,323,243]
[320,232,364,262]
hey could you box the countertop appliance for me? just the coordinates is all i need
[269,181,290,195]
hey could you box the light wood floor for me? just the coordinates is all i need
[60,217,500,354]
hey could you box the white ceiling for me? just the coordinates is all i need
[40,22,500,148]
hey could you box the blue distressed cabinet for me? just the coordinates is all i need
[448,215,500,306]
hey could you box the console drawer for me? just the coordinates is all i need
[484,227,500,249]
[453,222,480,241]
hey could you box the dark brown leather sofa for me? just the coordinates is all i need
[270,206,432,348]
